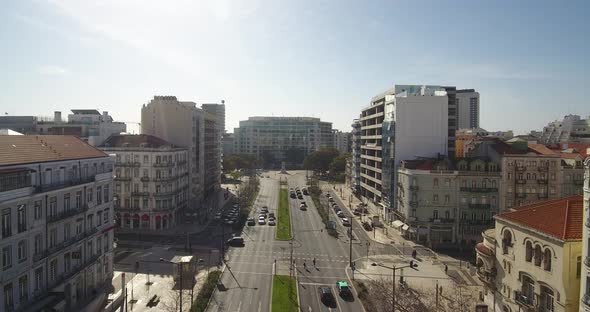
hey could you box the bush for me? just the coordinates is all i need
[190,270,222,312]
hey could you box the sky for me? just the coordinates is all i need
[1,0,589,134]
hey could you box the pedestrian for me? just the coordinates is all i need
[444,264,448,275]
[313,258,316,267]
[303,261,307,270]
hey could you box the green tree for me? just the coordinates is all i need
[329,153,349,174]
[284,147,306,165]
[303,147,340,175]
[223,154,257,172]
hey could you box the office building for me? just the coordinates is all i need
[332,130,351,154]
[0,135,115,311]
[99,134,189,231]
[202,103,226,187]
[233,117,334,167]
[476,196,583,312]
[222,133,235,158]
[540,115,590,145]
[141,96,223,219]
[349,119,361,193]
[456,89,480,129]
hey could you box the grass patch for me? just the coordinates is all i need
[277,189,292,240]
[190,270,222,312]
[272,275,298,312]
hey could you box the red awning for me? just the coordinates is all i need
[141,215,149,221]
[156,215,162,220]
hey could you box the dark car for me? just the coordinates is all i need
[247,218,256,226]
[336,281,353,299]
[227,237,245,247]
[318,286,336,307]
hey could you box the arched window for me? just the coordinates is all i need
[525,241,533,262]
[502,230,513,254]
[534,245,543,266]
[544,249,552,271]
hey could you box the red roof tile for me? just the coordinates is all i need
[496,196,583,241]
[0,135,108,166]
[528,143,558,156]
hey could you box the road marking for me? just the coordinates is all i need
[237,300,242,312]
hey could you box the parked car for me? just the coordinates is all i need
[227,236,245,247]
[302,188,309,195]
[299,204,307,210]
[269,212,275,218]
[290,192,296,198]
[342,218,350,226]
[268,220,276,226]
[336,211,345,218]
[258,218,266,225]
[362,221,373,231]
[269,216,276,221]
[318,286,336,307]
[247,218,256,226]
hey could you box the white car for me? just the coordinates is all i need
[342,218,350,226]
[336,211,345,218]
[258,218,266,225]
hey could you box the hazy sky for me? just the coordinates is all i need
[1,0,588,134]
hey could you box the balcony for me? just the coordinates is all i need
[514,291,535,308]
[33,228,99,263]
[154,190,179,197]
[476,267,496,287]
[585,256,590,267]
[460,187,498,193]
[468,203,491,209]
[574,179,584,185]
[47,206,88,224]
[516,193,527,198]
[47,252,102,292]
[516,179,526,184]
[114,176,131,181]
[34,177,96,193]
[582,294,590,307]
[409,185,419,191]
[536,179,548,184]
[153,162,174,167]
[516,166,527,172]
[131,191,150,197]
[429,218,455,224]
[115,161,140,167]
[140,176,150,182]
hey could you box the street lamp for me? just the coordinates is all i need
[371,261,418,312]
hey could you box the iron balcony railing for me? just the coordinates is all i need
[34,176,96,193]
[460,187,498,193]
[468,203,491,209]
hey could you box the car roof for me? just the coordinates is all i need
[338,281,349,287]
[319,286,332,293]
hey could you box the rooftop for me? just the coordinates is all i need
[100,134,177,149]
[0,135,108,166]
[71,109,101,115]
[495,195,583,241]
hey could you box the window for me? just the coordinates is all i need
[2,208,12,238]
[433,210,438,219]
[433,194,439,202]
[104,209,109,224]
[17,205,26,233]
[525,241,532,262]
[49,196,57,217]
[543,248,552,271]
[96,186,102,205]
[18,275,28,301]
[156,156,161,164]
[540,286,554,312]
[87,187,93,203]
[34,200,42,220]
[34,267,43,291]
[64,253,71,272]
[76,191,82,208]
[104,233,109,252]
[64,223,71,241]
[104,185,110,203]
[444,195,450,204]
[49,228,57,248]
[444,179,450,187]
[97,211,102,227]
[534,245,542,266]
[34,234,42,255]
[502,230,512,254]
[433,178,438,187]
[143,155,149,164]
[97,236,102,254]
[3,246,12,269]
[17,240,27,262]
[577,256,582,278]
[411,209,416,217]
[49,259,57,281]
[4,283,14,311]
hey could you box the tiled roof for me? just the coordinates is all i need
[0,135,108,166]
[528,143,558,156]
[100,134,175,148]
[496,196,583,241]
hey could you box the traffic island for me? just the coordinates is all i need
[271,275,299,312]
[277,188,293,240]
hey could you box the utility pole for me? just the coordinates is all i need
[179,262,183,312]
[392,266,396,312]
[366,241,370,259]
[349,218,353,268]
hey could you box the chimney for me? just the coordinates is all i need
[54,111,62,123]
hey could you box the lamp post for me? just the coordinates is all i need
[371,262,418,312]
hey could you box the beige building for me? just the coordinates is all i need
[578,152,590,311]
[141,96,223,219]
[100,134,189,231]
[476,196,583,312]
[0,135,115,311]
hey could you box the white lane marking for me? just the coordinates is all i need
[237,301,242,312]
[258,301,262,312]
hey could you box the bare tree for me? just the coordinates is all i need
[160,279,192,312]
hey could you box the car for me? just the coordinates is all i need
[362,221,373,231]
[262,205,269,210]
[297,195,303,199]
[302,189,309,195]
[247,218,256,226]
[225,220,235,225]
[300,201,307,207]
[336,211,345,218]
[258,218,266,225]
[290,192,296,198]
[299,204,307,210]
[269,212,275,218]
[336,281,353,298]
[268,220,276,226]
[233,203,239,208]
[342,218,350,226]
[227,237,245,247]
[318,286,336,307]
[269,216,276,221]
[334,207,341,213]
[259,213,267,219]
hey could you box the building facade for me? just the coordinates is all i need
[540,115,590,145]
[0,135,115,312]
[456,89,480,129]
[350,119,361,193]
[202,103,225,193]
[0,110,126,147]
[222,133,235,158]
[233,116,334,167]
[141,96,223,217]
[578,152,590,311]
[99,134,189,231]
[332,130,351,154]
[476,196,583,312]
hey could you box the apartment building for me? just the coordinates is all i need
[350,119,361,193]
[360,85,449,221]
[141,96,223,217]
[0,110,127,147]
[99,134,189,231]
[233,116,334,167]
[540,114,590,145]
[332,130,351,154]
[578,152,590,311]
[476,196,583,312]
[202,103,225,192]
[0,135,115,312]
[455,128,489,158]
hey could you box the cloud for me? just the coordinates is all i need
[38,65,69,75]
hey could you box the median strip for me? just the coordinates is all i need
[271,275,299,312]
[190,270,222,312]
[276,188,292,240]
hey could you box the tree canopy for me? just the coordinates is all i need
[223,154,257,172]
[303,147,340,174]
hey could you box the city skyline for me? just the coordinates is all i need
[1,0,589,134]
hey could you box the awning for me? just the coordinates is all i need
[401,224,410,231]
[392,220,404,228]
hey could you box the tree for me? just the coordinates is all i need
[329,153,349,174]
[303,147,340,175]
[260,150,276,169]
[284,147,306,165]
[223,154,257,172]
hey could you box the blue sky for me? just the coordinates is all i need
[1,0,588,134]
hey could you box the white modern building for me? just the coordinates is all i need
[0,135,115,312]
[99,134,189,231]
[540,115,590,145]
[332,130,351,154]
[578,150,590,311]
[141,96,224,219]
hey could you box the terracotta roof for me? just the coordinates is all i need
[488,139,530,155]
[528,143,558,156]
[496,195,583,241]
[0,135,108,166]
[561,143,590,158]
[100,134,175,148]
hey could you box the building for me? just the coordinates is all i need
[396,156,499,249]
[540,115,590,145]
[350,119,361,193]
[578,150,590,312]
[233,116,334,168]
[0,110,127,147]
[360,85,450,222]
[222,133,235,158]
[456,89,480,129]
[99,134,189,231]
[0,135,115,311]
[202,103,226,188]
[455,128,489,158]
[332,130,351,154]
[141,96,223,218]
[476,196,583,312]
